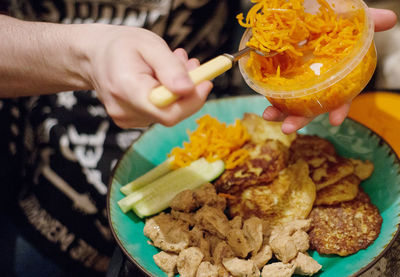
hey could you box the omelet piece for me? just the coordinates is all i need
[214,139,289,194]
[241,113,296,147]
[309,189,382,256]
[314,174,360,206]
[229,159,316,226]
[350,159,374,180]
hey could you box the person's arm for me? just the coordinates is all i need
[263,8,398,134]
[0,15,212,128]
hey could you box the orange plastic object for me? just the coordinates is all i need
[348,92,400,155]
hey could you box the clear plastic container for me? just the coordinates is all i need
[238,0,376,117]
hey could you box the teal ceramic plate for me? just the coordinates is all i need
[107,96,400,277]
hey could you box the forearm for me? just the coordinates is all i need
[0,15,92,97]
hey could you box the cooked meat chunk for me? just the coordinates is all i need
[217,264,231,277]
[269,235,298,263]
[243,217,263,255]
[226,229,252,258]
[230,215,243,230]
[196,261,219,277]
[177,247,204,277]
[205,233,223,255]
[251,244,272,269]
[188,226,212,262]
[171,210,196,226]
[194,183,226,211]
[143,213,189,253]
[222,257,260,277]
[170,189,198,213]
[215,139,289,194]
[212,241,235,265]
[350,159,374,180]
[153,251,178,277]
[270,219,311,242]
[291,252,322,276]
[261,262,295,277]
[194,206,230,239]
[292,230,310,252]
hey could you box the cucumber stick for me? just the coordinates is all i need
[118,158,224,215]
[120,157,174,195]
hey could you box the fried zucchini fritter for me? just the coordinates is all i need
[314,174,360,206]
[229,159,316,226]
[289,135,337,168]
[241,113,296,147]
[214,139,289,194]
[289,135,355,191]
[350,158,374,180]
[309,189,382,256]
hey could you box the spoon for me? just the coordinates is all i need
[149,46,276,107]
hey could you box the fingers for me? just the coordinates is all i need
[141,43,195,96]
[263,106,287,121]
[329,102,351,126]
[369,8,397,32]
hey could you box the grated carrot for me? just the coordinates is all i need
[218,193,237,200]
[237,0,365,87]
[169,115,250,169]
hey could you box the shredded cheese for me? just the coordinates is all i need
[169,115,250,169]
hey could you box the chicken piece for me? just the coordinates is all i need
[269,235,298,263]
[261,262,295,277]
[189,226,211,262]
[230,215,243,230]
[143,213,189,253]
[177,247,204,277]
[226,228,253,258]
[171,210,196,226]
[243,217,263,255]
[270,219,311,242]
[205,233,223,255]
[213,241,235,265]
[291,252,322,276]
[194,206,230,239]
[222,257,260,277]
[292,230,310,252]
[170,189,198,213]
[153,251,178,277]
[251,244,272,269]
[194,183,226,211]
[350,159,374,180]
[196,261,219,277]
[217,264,231,277]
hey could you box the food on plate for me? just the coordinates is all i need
[241,113,296,147]
[120,113,381,276]
[314,174,360,206]
[214,139,289,194]
[289,135,356,191]
[309,189,382,256]
[144,183,321,277]
[169,114,250,169]
[228,159,316,226]
[237,0,376,116]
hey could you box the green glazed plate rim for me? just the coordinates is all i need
[107,95,400,277]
